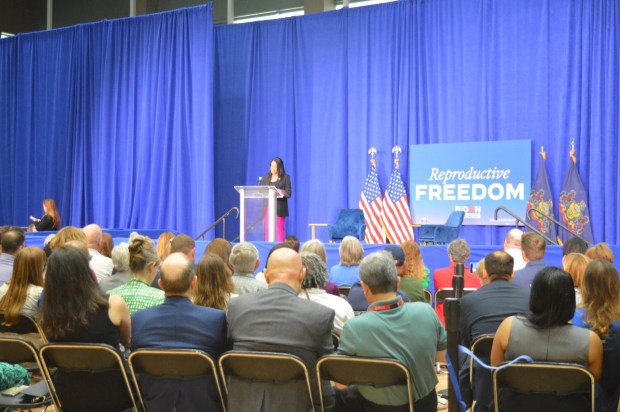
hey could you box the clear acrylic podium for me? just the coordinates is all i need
[234,185,281,242]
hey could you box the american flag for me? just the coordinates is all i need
[359,168,386,244]
[382,168,414,244]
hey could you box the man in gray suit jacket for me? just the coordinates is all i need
[227,247,336,412]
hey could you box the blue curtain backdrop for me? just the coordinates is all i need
[214,0,619,244]
[0,5,214,236]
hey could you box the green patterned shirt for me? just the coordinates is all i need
[108,278,164,315]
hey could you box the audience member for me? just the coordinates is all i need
[572,260,620,339]
[227,248,335,411]
[156,231,175,261]
[585,242,614,263]
[392,243,426,302]
[600,320,620,412]
[284,234,300,251]
[100,232,113,258]
[299,251,354,335]
[300,239,339,296]
[563,236,589,255]
[329,236,364,286]
[131,253,228,412]
[229,242,266,295]
[562,253,590,306]
[108,235,164,315]
[503,228,525,271]
[402,240,430,289]
[513,232,547,288]
[49,226,87,251]
[99,242,131,293]
[170,233,196,263]
[83,224,114,281]
[336,251,446,412]
[347,277,410,312]
[28,198,61,231]
[0,247,46,323]
[193,253,236,310]
[40,245,131,348]
[433,239,480,325]
[0,229,25,286]
[474,258,487,286]
[492,267,602,379]
[458,251,530,411]
[203,238,233,274]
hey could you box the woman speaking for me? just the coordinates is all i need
[260,157,291,242]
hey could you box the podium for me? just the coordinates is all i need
[234,185,282,242]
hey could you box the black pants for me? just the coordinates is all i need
[335,386,437,412]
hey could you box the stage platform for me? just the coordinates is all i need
[24,229,619,297]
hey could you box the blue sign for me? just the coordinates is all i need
[409,140,531,226]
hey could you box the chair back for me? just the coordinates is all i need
[0,313,48,344]
[423,289,432,305]
[0,337,53,409]
[39,343,138,412]
[316,354,413,412]
[328,209,366,241]
[445,211,465,227]
[433,288,477,309]
[469,334,495,386]
[128,348,226,412]
[219,351,314,410]
[492,362,595,412]
[338,286,351,297]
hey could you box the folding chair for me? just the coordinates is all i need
[423,289,432,305]
[492,361,595,412]
[338,286,351,298]
[0,313,48,344]
[316,354,414,412]
[219,351,314,411]
[128,348,226,412]
[39,343,139,412]
[331,332,340,350]
[468,334,495,410]
[0,336,53,411]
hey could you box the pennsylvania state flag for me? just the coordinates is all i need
[527,151,557,242]
[558,150,594,243]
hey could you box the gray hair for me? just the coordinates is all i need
[448,239,470,263]
[300,252,328,289]
[300,239,327,263]
[359,251,398,294]
[111,242,130,273]
[230,242,259,274]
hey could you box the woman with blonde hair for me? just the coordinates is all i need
[0,247,46,324]
[29,198,61,231]
[401,240,430,289]
[585,242,614,263]
[562,253,591,306]
[572,260,620,339]
[193,253,236,310]
[156,231,175,261]
[329,236,364,286]
[49,226,87,251]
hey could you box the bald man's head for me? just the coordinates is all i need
[83,224,103,249]
[159,252,195,295]
[265,248,305,292]
[504,228,523,250]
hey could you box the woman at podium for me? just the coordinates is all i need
[260,157,291,242]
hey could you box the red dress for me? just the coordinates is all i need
[433,263,481,325]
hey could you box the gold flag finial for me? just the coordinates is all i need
[570,140,576,164]
[540,146,546,162]
[368,147,377,170]
[392,146,402,169]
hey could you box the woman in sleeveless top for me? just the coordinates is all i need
[491,266,602,380]
[39,245,130,349]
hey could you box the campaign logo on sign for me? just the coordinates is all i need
[410,140,531,226]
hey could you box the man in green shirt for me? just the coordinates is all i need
[336,251,446,412]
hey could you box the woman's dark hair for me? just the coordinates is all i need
[39,245,108,339]
[270,157,285,178]
[526,266,576,328]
